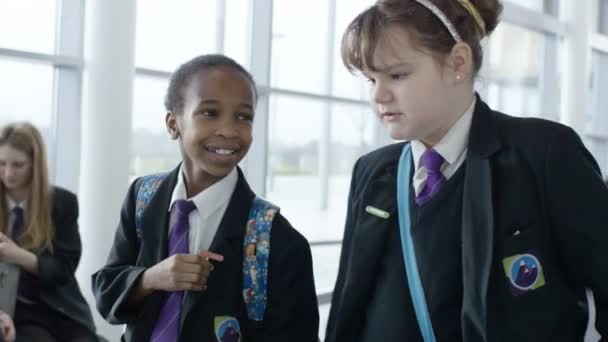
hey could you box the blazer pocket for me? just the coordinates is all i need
[502,224,541,256]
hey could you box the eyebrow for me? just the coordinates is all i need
[374,63,412,73]
[198,99,254,110]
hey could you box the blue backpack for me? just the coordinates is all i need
[134,173,278,321]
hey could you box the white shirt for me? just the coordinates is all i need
[411,97,476,196]
[168,166,238,253]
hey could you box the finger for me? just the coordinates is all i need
[175,253,210,264]
[176,281,205,291]
[171,261,209,275]
[199,250,224,262]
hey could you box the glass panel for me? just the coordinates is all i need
[318,303,331,341]
[332,0,373,100]
[271,0,330,93]
[311,244,341,292]
[505,0,545,12]
[136,0,218,71]
[266,94,377,241]
[0,57,54,142]
[266,95,324,238]
[586,51,608,175]
[224,0,251,68]
[486,23,543,117]
[131,76,180,177]
[0,0,57,54]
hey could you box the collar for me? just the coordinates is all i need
[412,96,476,170]
[168,166,238,219]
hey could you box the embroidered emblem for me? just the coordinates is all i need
[365,205,390,219]
[214,316,241,342]
[503,250,546,296]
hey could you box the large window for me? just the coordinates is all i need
[332,0,371,100]
[0,58,54,137]
[0,0,83,190]
[267,0,379,302]
[131,0,223,177]
[505,0,546,12]
[0,0,58,54]
[586,51,608,174]
[224,0,252,68]
[485,23,545,117]
[131,76,181,177]
[270,0,330,94]
[135,0,219,72]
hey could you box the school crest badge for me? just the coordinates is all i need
[214,316,241,342]
[502,249,546,296]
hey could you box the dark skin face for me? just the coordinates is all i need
[165,67,256,197]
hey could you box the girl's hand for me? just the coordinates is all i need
[0,310,15,342]
[0,232,24,264]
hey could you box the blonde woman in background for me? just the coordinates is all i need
[0,122,97,342]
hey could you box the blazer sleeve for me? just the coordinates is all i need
[91,178,148,324]
[324,158,361,342]
[252,214,319,342]
[37,188,81,286]
[545,126,608,338]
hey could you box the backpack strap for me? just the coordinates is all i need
[134,173,168,247]
[242,197,279,321]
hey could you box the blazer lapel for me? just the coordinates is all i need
[181,167,253,328]
[337,162,399,326]
[461,96,501,342]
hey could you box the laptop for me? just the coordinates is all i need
[0,262,19,317]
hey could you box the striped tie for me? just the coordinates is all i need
[415,148,446,205]
[149,200,196,342]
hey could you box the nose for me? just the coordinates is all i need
[371,81,393,105]
[215,118,240,139]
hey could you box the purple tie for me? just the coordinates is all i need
[149,199,197,342]
[415,149,446,205]
[11,207,24,240]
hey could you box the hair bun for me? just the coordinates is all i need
[469,0,503,36]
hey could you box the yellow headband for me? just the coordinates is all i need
[457,0,486,37]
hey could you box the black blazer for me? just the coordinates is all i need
[92,166,319,342]
[325,97,608,342]
[26,187,97,335]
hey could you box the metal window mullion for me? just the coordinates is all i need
[601,0,608,34]
[135,67,172,79]
[267,86,368,106]
[544,0,559,17]
[216,0,226,54]
[51,0,85,193]
[502,2,565,36]
[0,47,81,68]
[539,34,560,121]
[319,0,337,211]
[243,0,273,196]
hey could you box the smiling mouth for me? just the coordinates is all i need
[204,146,239,155]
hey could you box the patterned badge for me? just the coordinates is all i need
[214,316,241,342]
[502,249,546,296]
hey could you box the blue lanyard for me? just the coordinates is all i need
[396,143,437,342]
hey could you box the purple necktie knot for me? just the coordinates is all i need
[416,149,446,205]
